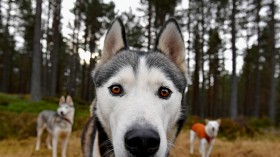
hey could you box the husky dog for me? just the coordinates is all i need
[36,96,75,157]
[81,18,188,157]
[190,119,221,157]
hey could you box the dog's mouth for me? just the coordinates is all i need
[124,128,160,157]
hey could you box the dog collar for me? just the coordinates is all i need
[61,117,72,125]
[205,135,214,143]
[56,113,72,125]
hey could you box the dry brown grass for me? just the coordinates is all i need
[0,131,82,157]
[170,131,280,157]
[0,130,279,157]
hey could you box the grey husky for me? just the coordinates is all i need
[36,95,75,157]
[81,18,188,157]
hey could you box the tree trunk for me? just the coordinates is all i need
[243,6,252,117]
[1,0,13,93]
[200,1,206,118]
[0,0,2,27]
[50,0,61,96]
[193,32,201,116]
[30,0,42,101]
[268,0,276,123]
[253,0,261,117]
[43,0,52,96]
[230,0,238,119]
[147,0,152,50]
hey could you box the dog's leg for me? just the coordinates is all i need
[199,139,207,157]
[189,130,196,154]
[206,139,215,157]
[46,133,52,150]
[61,133,70,157]
[52,133,58,157]
[35,125,43,151]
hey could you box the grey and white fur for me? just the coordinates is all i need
[36,95,75,157]
[81,18,188,157]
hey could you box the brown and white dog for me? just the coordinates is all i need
[190,119,221,157]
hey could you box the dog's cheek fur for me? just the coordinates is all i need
[165,94,183,141]
[95,88,114,138]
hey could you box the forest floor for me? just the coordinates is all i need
[1,93,279,157]
[1,130,280,157]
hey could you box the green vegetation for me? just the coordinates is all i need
[0,93,90,140]
[0,93,278,141]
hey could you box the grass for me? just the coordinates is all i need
[1,93,280,156]
[0,131,83,157]
[170,131,280,157]
[0,130,280,157]
[0,93,90,140]
[0,93,89,117]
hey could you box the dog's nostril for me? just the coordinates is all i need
[60,111,64,116]
[126,136,141,148]
[125,129,160,156]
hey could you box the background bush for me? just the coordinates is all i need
[0,93,277,141]
[0,93,90,140]
[185,116,274,141]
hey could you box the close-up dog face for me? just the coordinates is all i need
[92,18,187,157]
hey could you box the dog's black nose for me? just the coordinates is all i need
[125,129,160,156]
[60,111,64,116]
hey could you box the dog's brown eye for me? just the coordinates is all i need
[109,84,123,96]
[158,87,172,99]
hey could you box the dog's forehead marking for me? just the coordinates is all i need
[94,50,186,92]
[137,57,174,88]
[103,57,175,92]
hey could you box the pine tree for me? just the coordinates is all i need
[18,0,35,94]
[253,0,262,117]
[30,0,42,101]
[50,0,62,97]
[268,0,277,123]
[121,9,145,49]
[229,0,238,119]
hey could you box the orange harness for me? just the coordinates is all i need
[191,123,211,143]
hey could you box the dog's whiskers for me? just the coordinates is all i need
[167,140,176,150]
[102,148,114,157]
[100,139,112,147]
[109,153,115,157]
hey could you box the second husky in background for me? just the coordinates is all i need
[190,119,221,157]
[35,95,75,157]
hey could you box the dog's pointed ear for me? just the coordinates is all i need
[66,95,74,106]
[155,18,186,72]
[59,96,65,105]
[101,18,128,63]
[217,119,221,125]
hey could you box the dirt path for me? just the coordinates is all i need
[0,130,279,157]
